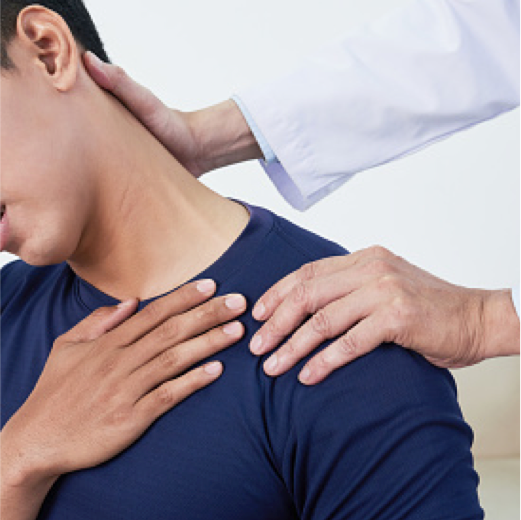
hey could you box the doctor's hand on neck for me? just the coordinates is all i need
[83,55,520,383]
[83,52,261,178]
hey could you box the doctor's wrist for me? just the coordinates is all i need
[187,100,263,175]
[479,289,520,360]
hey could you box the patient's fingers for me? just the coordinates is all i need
[134,362,224,426]
[127,295,247,369]
[131,321,245,397]
[104,279,218,346]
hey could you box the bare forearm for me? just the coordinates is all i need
[187,99,262,173]
[1,429,58,520]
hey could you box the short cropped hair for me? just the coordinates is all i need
[1,0,109,70]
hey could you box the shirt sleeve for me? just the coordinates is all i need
[235,0,520,210]
[269,345,483,519]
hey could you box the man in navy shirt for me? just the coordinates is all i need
[1,1,482,519]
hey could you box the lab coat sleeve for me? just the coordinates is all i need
[235,0,520,211]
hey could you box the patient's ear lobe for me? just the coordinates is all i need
[17,6,78,92]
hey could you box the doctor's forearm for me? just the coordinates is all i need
[187,99,263,174]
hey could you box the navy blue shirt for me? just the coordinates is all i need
[1,203,482,519]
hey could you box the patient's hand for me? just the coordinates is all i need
[1,280,246,520]
[249,246,520,384]
[83,52,261,177]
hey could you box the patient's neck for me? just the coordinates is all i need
[67,95,249,301]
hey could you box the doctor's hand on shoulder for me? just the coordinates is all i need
[83,53,520,386]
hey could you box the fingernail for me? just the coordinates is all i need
[225,294,246,310]
[250,335,263,354]
[264,354,278,374]
[197,279,215,294]
[223,322,242,336]
[204,361,223,376]
[299,366,311,383]
[253,302,266,320]
[117,299,134,309]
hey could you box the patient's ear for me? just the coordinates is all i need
[17,6,79,92]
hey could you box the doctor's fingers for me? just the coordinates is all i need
[250,269,376,356]
[298,313,389,385]
[261,283,386,379]
[83,52,171,133]
[252,246,400,322]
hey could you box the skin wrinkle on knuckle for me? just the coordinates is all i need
[338,333,358,357]
[140,300,163,325]
[98,354,119,378]
[310,309,331,339]
[292,282,310,310]
[108,406,133,428]
[195,302,217,323]
[156,318,179,344]
[266,314,285,340]
[156,384,174,406]
[157,348,180,371]
[299,261,317,283]
[285,339,298,356]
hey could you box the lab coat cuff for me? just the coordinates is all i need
[511,286,520,318]
[231,95,278,165]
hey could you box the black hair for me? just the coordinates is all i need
[1,0,109,69]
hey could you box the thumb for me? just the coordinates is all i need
[67,299,139,343]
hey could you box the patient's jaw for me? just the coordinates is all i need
[1,6,250,301]
[0,6,101,265]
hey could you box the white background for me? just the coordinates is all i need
[1,0,519,458]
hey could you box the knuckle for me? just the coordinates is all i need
[367,258,392,277]
[298,262,317,283]
[196,301,218,322]
[266,315,283,339]
[156,384,174,406]
[156,318,180,343]
[285,340,298,356]
[157,348,180,371]
[108,406,133,427]
[377,273,400,292]
[292,282,311,311]
[369,245,392,259]
[141,300,163,323]
[98,354,119,377]
[338,333,359,357]
[310,310,331,338]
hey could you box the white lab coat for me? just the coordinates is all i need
[237,0,520,212]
